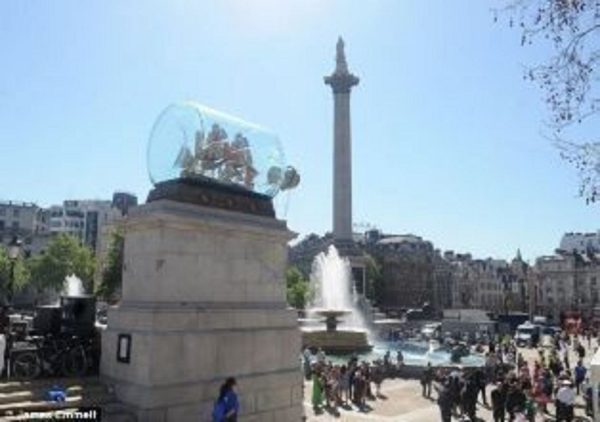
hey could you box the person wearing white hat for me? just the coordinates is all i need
[556,379,575,421]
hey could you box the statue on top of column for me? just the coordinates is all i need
[335,37,349,74]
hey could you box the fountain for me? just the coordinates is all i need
[60,275,95,336]
[301,246,372,353]
[63,274,84,296]
[297,249,486,371]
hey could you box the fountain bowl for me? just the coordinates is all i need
[302,328,373,354]
[311,308,352,318]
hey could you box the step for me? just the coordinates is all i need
[0,376,102,393]
[0,384,107,405]
[0,392,113,416]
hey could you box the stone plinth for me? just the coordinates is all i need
[101,199,302,421]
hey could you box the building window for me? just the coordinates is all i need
[0,220,4,231]
[0,209,5,216]
[13,209,19,218]
[12,221,19,231]
[592,277,597,286]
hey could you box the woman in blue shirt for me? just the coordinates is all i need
[212,377,239,422]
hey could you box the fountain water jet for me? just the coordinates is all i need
[301,245,372,353]
[63,274,84,297]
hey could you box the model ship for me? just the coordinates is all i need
[174,123,299,195]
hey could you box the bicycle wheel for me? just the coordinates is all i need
[62,346,88,377]
[11,352,41,380]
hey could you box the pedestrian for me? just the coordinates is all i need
[302,347,312,380]
[491,381,507,422]
[0,306,8,377]
[577,342,586,360]
[212,377,239,422]
[474,366,488,406]
[436,379,453,422]
[311,369,324,412]
[555,378,575,421]
[316,348,326,365]
[353,370,366,409]
[421,362,433,398]
[372,361,384,397]
[339,365,350,404]
[506,381,526,422]
[574,359,587,395]
[463,373,479,421]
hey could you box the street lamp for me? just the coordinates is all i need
[6,236,22,305]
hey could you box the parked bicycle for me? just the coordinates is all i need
[10,335,92,380]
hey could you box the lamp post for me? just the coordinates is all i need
[6,236,22,305]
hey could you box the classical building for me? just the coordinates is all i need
[368,234,436,312]
[560,231,600,254]
[443,251,530,314]
[0,201,50,255]
[534,250,600,322]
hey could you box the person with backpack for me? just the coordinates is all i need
[212,377,239,422]
[574,360,587,395]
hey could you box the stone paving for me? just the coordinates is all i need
[303,340,597,421]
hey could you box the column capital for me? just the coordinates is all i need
[324,72,359,94]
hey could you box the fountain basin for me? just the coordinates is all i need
[302,328,372,354]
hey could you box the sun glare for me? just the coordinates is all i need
[225,0,326,35]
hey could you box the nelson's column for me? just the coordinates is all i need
[325,38,366,294]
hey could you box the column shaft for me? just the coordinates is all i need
[333,92,352,240]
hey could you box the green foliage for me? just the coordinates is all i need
[28,234,95,292]
[365,254,383,303]
[285,266,311,309]
[96,230,124,300]
[0,247,30,296]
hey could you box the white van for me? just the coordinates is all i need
[515,322,540,347]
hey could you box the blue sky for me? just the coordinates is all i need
[0,0,597,261]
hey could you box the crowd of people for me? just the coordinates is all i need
[430,331,597,421]
[303,329,600,421]
[303,347,404,413]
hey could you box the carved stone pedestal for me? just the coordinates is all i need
[101,185,302,421]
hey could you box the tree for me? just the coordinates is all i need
[28,234,95,293]
[96,229,124,300]
[285,266,311,309]
[498,1,600,202]
[0,246,29,300]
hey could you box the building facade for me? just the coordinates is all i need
[534,251,600,322]
[0,201,50,255]
[560,232,600,253]
[369,235,436,311]
[442,251,530,314]
[49,199,127,252]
